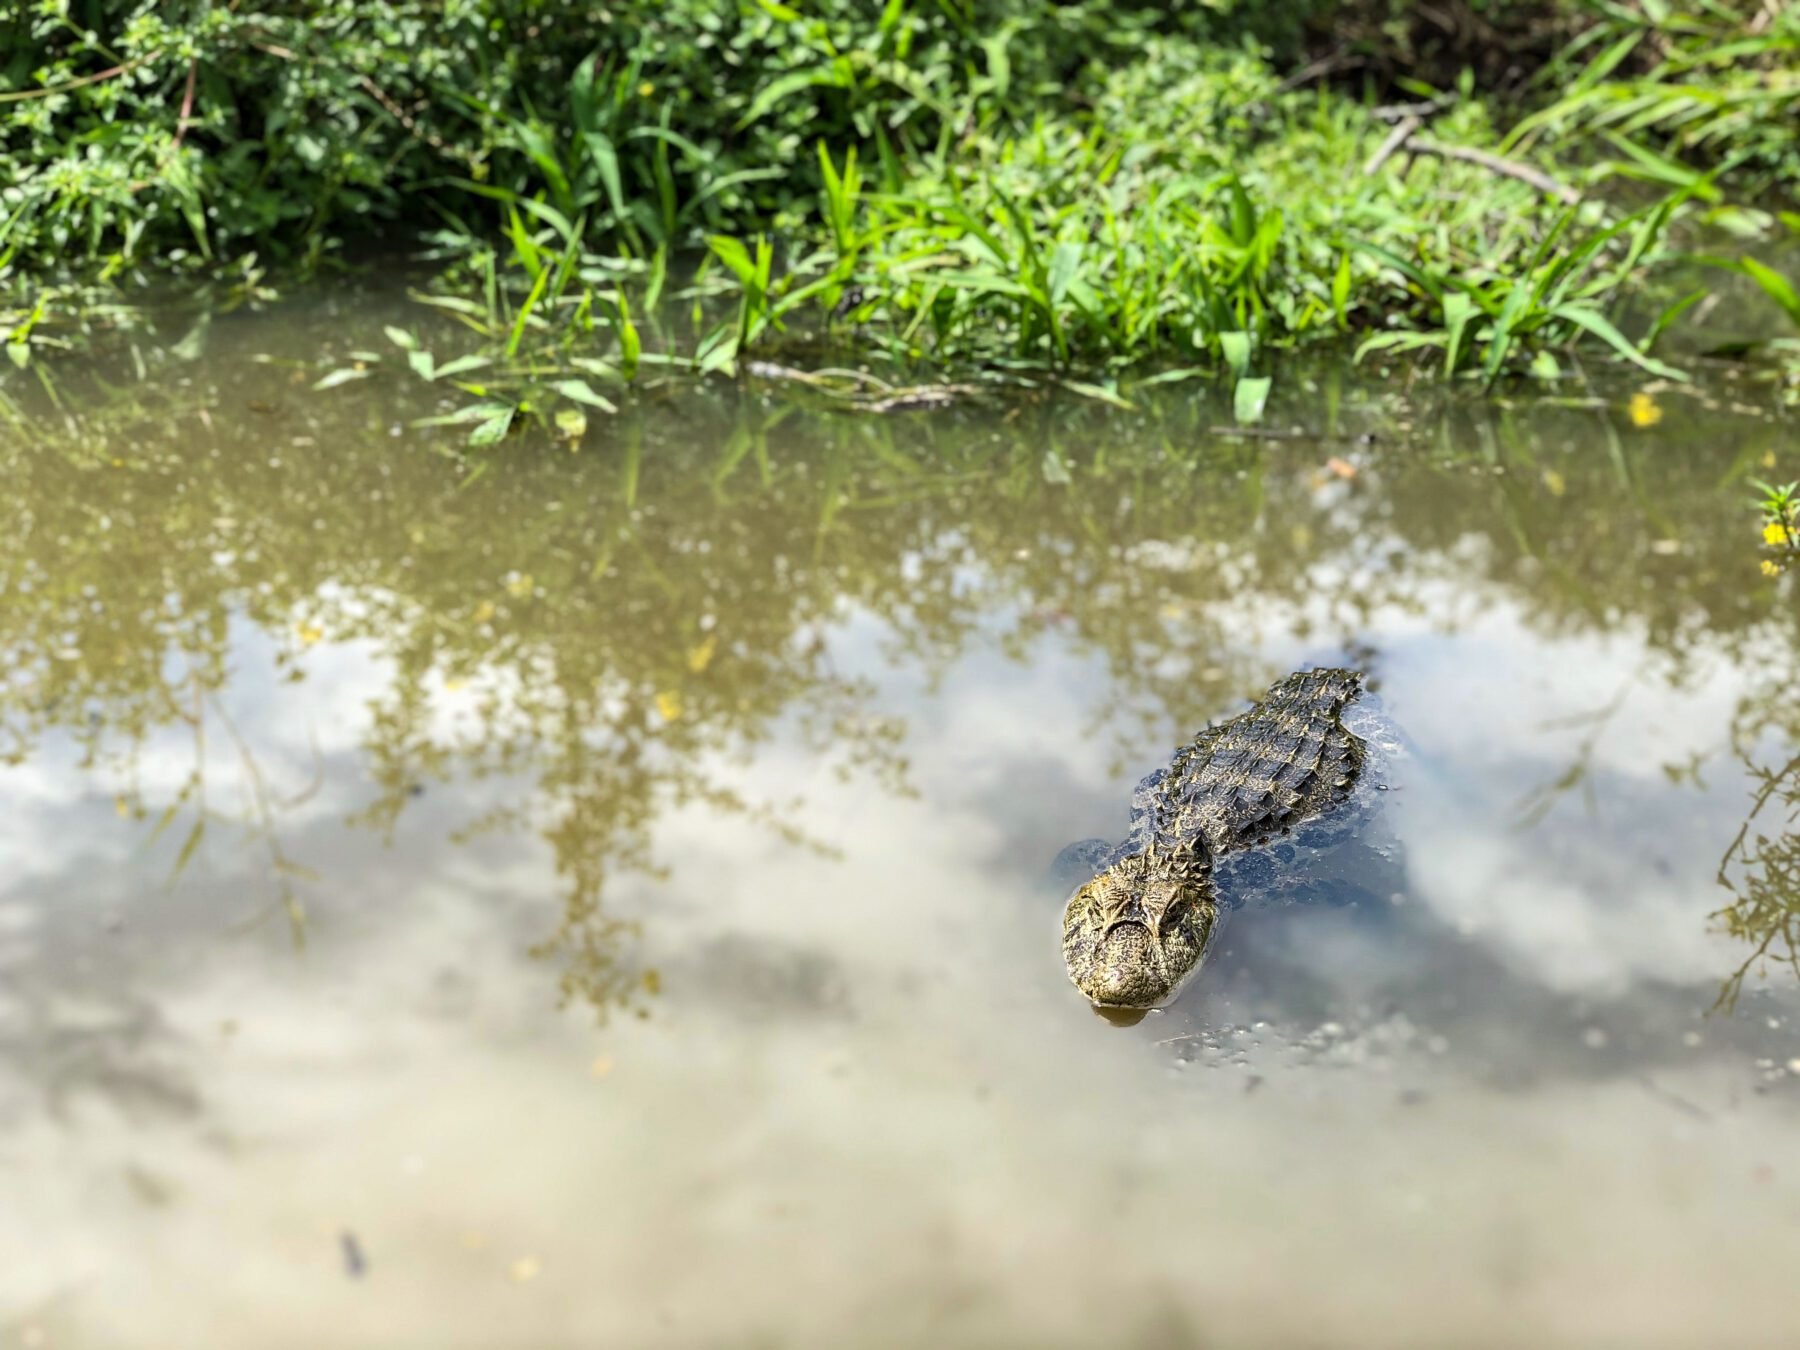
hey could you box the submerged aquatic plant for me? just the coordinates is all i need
[1714,747,1800,1011]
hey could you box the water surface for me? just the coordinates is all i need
[3,309,1799,1348]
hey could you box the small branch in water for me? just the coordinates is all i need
[1207,425,1382,445]
[1207,424,1311,441]
[744,361,890,390]
[853,386,979,413]
[745,360,981,413]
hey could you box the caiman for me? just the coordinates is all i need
[1060,667,1368,1009]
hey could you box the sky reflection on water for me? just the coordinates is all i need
[3,330,1799,1347]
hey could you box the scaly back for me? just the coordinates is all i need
[1147,667,1365,858]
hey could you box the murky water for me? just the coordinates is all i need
[4,303,1799,1348]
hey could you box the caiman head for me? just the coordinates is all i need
[1061,843,1217,1009]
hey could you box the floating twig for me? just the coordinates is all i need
[853,386,979,413]
[1206,425,1382,445]
[744,360,888,389]
[745,359,981,413]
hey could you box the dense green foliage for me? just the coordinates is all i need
[3,0,1797,424]
[0,0,1307,269]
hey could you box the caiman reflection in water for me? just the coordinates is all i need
[1062,668,1365,1009]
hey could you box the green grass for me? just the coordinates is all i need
[326,26,1795,444]
[1511,1,1800,188]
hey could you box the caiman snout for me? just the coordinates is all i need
[1085,922,1171,1008]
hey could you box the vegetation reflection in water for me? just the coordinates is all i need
[4,332,1799,1019]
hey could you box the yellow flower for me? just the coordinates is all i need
[505,573,534,598]
[638,81,655,98]
[1765,521,1791,547]
[1627,391,1662,428]
[654,690,682,721]
[295,621,324,646]
[1761,559,1784,578]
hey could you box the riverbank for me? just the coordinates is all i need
[3,2,1797,437]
